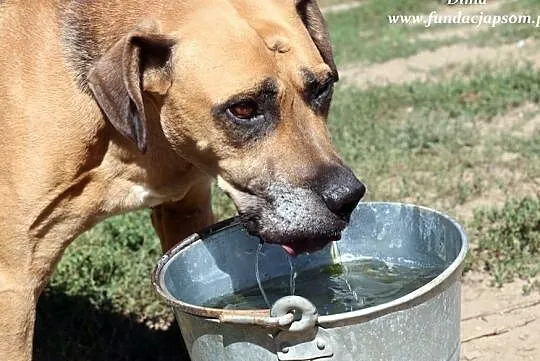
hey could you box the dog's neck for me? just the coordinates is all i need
[17,1,208,252]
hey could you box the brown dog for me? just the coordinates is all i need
[0,0,365,359]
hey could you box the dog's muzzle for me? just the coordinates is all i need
[218,166,366,256]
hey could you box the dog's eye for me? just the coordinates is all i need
[228,101,258,120]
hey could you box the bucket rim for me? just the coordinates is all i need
[152,201,469,326]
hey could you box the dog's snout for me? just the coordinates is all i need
[318,166,365,220]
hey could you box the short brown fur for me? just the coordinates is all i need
[0,1,359,359]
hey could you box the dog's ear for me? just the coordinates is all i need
[88,28,175,153]
[295,0,338,80]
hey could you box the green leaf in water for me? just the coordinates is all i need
[323,263,345,277]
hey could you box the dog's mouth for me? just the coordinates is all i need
[217,176,348,256]
[239,209,346,256]
[279,232,341,257]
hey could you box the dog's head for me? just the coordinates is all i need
[87,0,365,256]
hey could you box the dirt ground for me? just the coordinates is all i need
[461,273,540,361]
[332,1,540,359]
[340,40,540,89]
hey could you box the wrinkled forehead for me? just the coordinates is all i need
[172,0,328,100]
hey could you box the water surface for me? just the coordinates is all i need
[204,258,444,315]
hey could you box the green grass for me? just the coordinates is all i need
[465,197,540,290]
[319,0,356,7]
[46,211,169,323]
[325,0,540,66]
[35,212,186,360]
[326,0,450,65]
[469,0,540,47]
[329,65,540,210]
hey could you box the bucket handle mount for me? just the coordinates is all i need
[219,296,318,332]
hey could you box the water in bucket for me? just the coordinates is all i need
[204,243,444,315]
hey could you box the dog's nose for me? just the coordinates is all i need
[319,166,366,220]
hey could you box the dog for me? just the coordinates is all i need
[0,0,365,359]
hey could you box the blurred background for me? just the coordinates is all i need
[35,1,539,360]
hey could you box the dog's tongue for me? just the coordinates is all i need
[280,239,334,257]
[280,244,298,257]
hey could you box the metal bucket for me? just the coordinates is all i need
[153,202,468,361]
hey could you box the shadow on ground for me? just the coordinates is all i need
[34,287,189,361]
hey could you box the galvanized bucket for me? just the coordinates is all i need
[153,202,468,361]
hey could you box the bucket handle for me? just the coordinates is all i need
[219,296,318,332]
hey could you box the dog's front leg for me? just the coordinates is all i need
[0,278,38,361]
[151,180,215,252]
